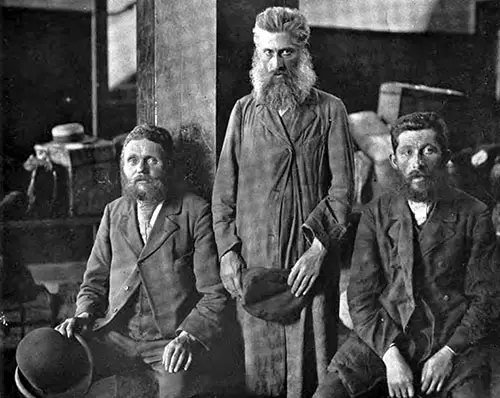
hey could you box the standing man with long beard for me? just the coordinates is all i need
[212,7,355,397]
[315,112,500,398]
[52,124,227,397]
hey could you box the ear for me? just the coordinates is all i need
[441,149,451,165]
[389,153,398,170]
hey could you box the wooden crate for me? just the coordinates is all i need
[34,139,120,216]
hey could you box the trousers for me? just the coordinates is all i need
[313,369,490,398]
[86,330,211,398]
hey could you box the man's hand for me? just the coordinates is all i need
[220,250,245,298]
[420,346,454,395]
[162,331,197,373]
[55,312,93,338]
[288,238,326,296]
[383,345,415,398]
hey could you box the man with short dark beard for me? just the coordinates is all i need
[212,6,354,397]
[54,124,227,397]
[314,112,500,398]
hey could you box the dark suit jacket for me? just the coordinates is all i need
[75,193,227,349]
[331,187,500,396]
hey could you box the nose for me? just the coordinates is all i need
[269,54,284,71]
[136,159,148,174]
[409,152,424,171]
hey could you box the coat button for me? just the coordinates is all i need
[113,308,118,313]
[124,285,130,291]
[443,295,450,302]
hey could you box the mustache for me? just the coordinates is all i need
[270,68,288,76]
[133,175,155,183]
[407,170,429,179]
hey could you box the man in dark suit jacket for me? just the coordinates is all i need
[56,124,227,397]
[314,112,500,398]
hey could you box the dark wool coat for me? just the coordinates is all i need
[75,193,227,349]
[212,88,355,397]
[330,187,500,397]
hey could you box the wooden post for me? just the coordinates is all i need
[136,0,216,198]
[91,0,107,137]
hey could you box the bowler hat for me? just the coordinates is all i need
[15,327,93,398]
[240,267,310,324]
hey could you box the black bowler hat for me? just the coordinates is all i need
[240,267,310,324]
[15,327,93,398]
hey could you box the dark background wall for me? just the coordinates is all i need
[1,7,93,193]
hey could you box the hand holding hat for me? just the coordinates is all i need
[55,312,93,339]
[287,237,327,297]
[240,267,312,324]
[220,250,245,298]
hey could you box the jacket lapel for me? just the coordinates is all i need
[387,196,415,328]
[288,92,318,144]
[117,199,143,258]
[138,197,181,262]
[419,193,457,257]
[257,104,291,145]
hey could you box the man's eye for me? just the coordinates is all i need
[127,157,138,165]
[424,147,437,156]
[263,49,273,57]
[147,158,158,165]
[282,49,294,57]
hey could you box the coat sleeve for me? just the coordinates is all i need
[177,202,228,349]
[303,98,355,250]
[446,207,500,353]
[212,101,242,258]
[347,207,404,358]
[75,205,111,318]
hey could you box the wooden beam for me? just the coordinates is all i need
[90,0,107,137]
[136,0,155,124]
[0,0,93,12]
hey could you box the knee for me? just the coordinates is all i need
[313,372,349,398]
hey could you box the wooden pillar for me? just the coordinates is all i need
[137,0,216,199]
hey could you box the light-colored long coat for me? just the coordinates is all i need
[212,88,355,397]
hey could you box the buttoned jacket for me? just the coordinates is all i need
[75,193,227,348]
[331,187,500,396]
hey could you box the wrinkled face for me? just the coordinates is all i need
[255,30,300,80]
[122,139,168,202]
[390,129,445,202]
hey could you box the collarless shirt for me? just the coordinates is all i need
[407,200,432,226]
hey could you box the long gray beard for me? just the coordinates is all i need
[121,172,167,204]
[250,49,317,111]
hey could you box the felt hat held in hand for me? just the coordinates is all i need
[15,327,93,398]
[240,267,310,324]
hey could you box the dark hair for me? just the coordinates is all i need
[390,112,449,152]
[121,124,174,162]
[253,7,310,47]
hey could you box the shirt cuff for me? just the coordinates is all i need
[443,345,457,356]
